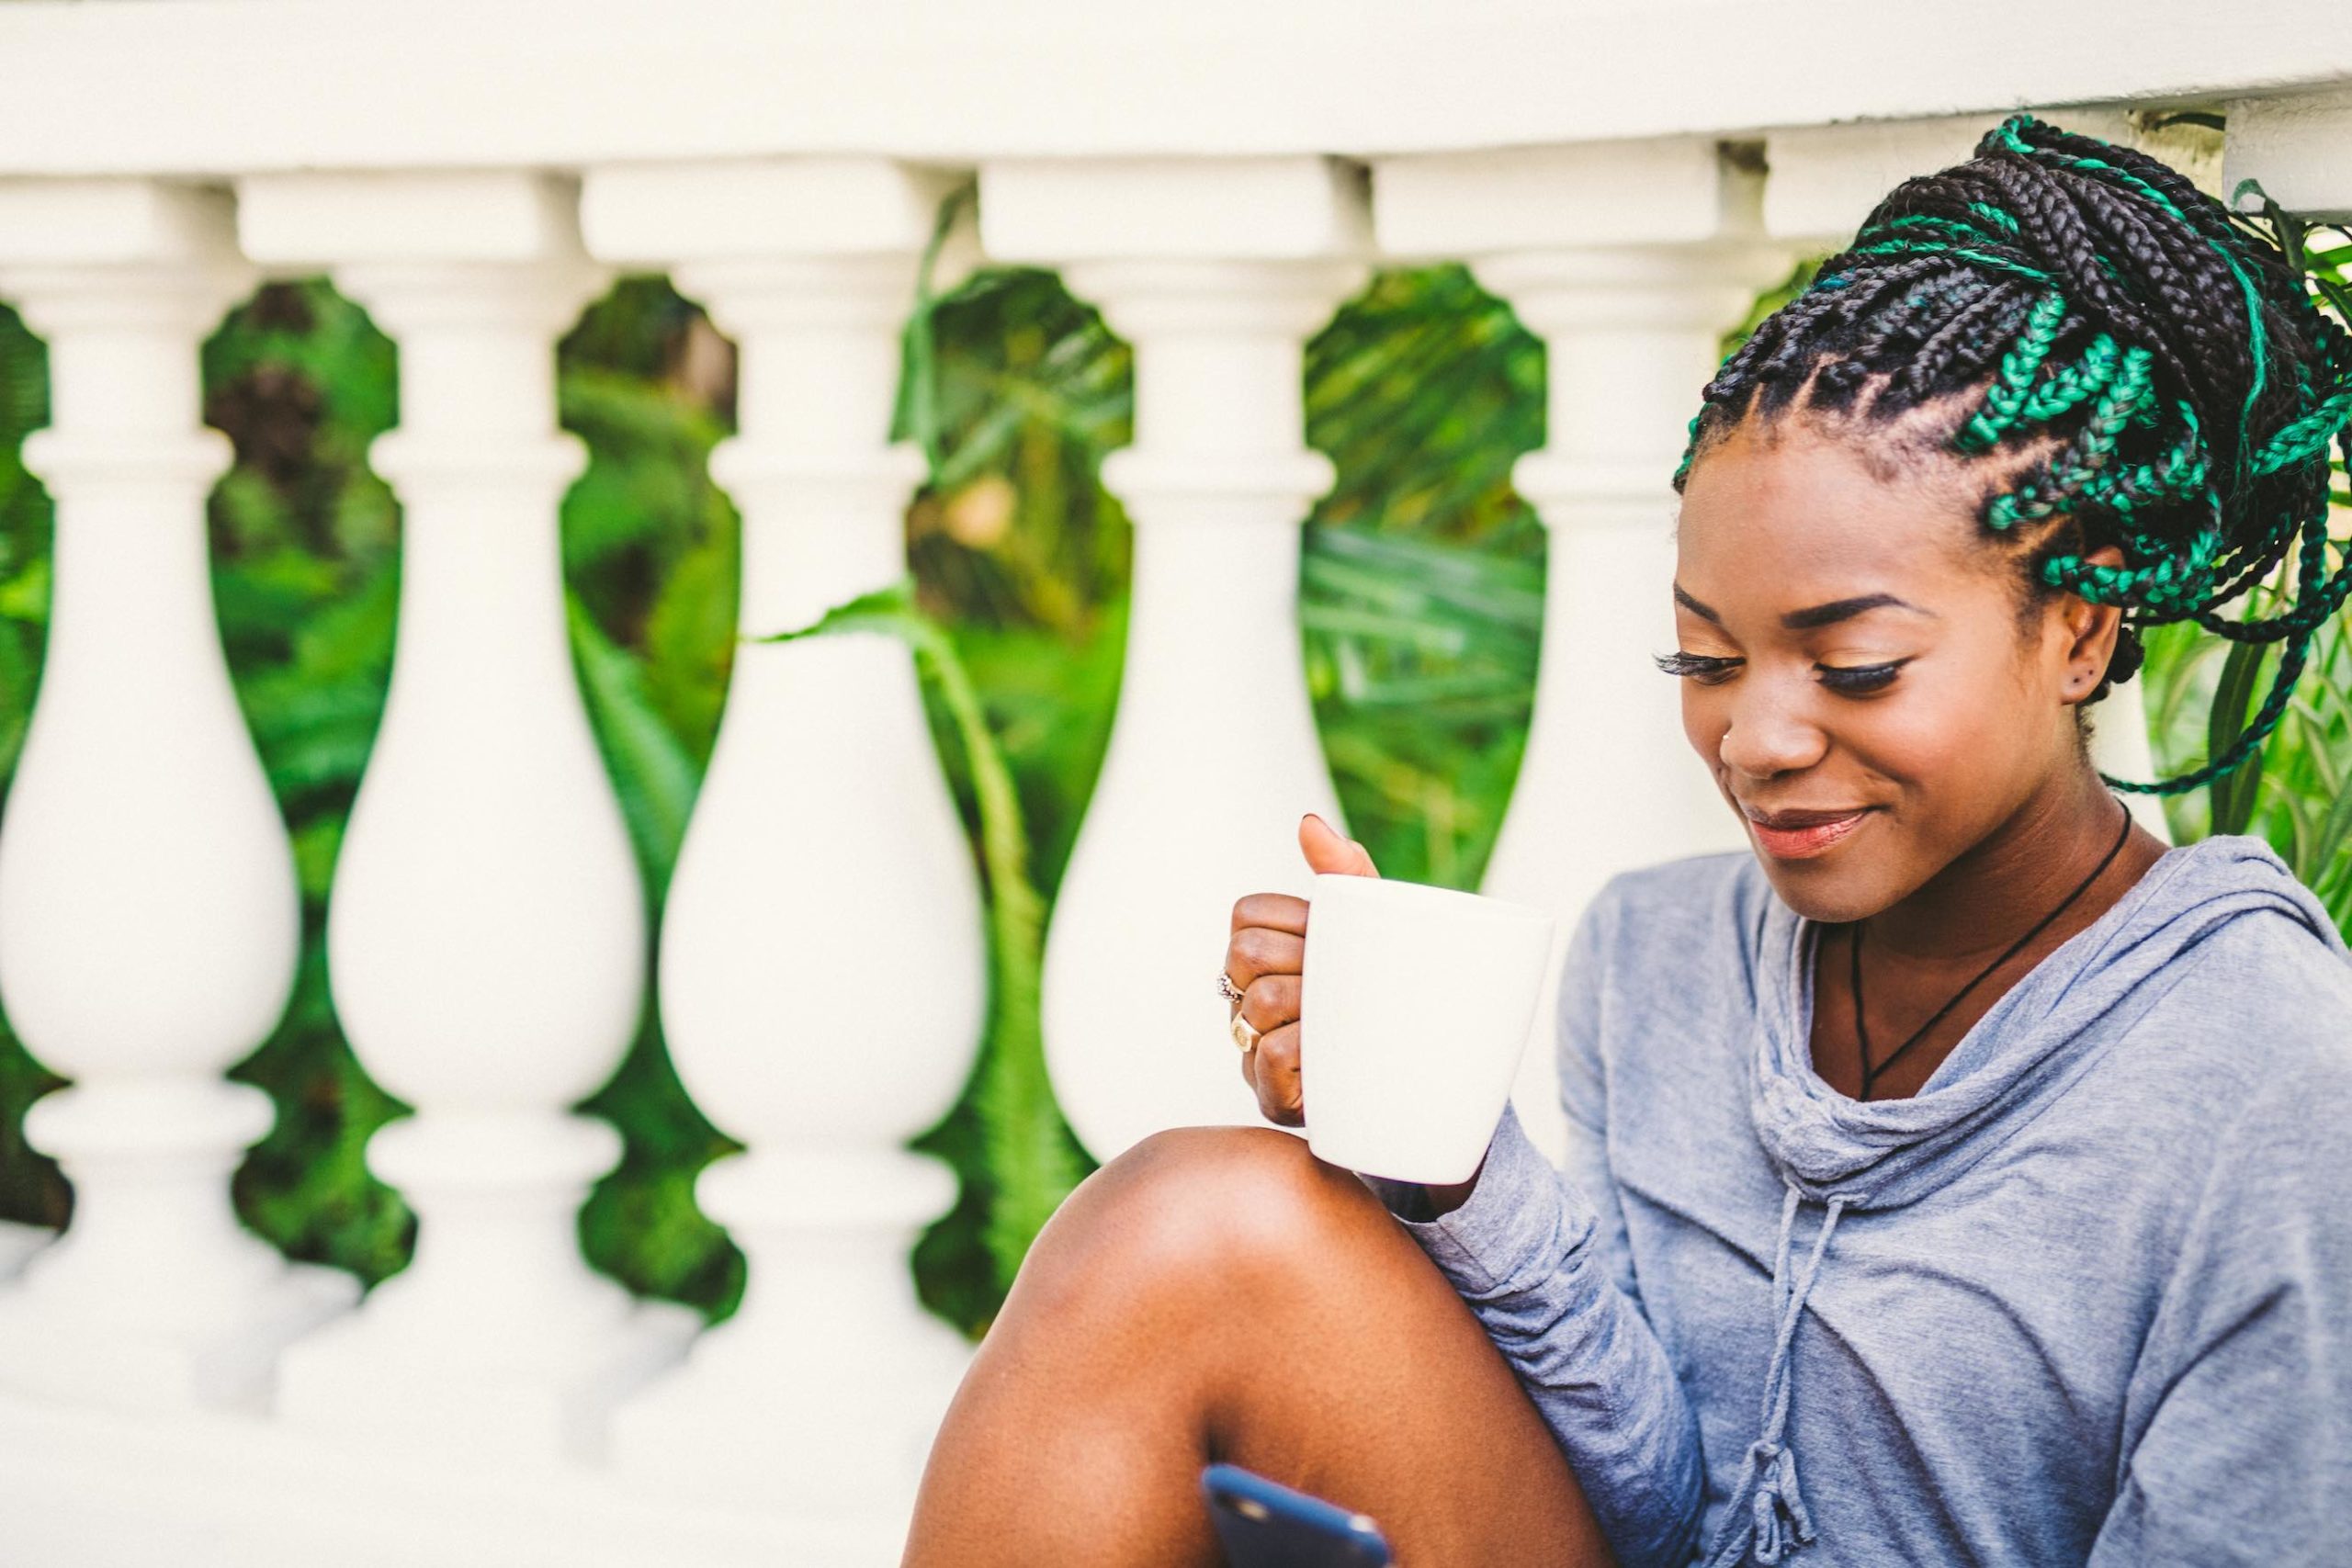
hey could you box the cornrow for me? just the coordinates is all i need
[1674,111,2352,797]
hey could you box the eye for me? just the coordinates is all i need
[1815,658,1913,694]
[1654,650,1743,684]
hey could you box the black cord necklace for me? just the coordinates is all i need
[1849,796,2135,1101]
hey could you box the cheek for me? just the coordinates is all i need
[1680,682,1729,762]
[1849,656,2047,797]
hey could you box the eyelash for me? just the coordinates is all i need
[1652,652,1913,694]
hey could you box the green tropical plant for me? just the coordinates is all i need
[0,303,60,1232]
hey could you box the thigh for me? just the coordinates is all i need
[903,1125,1612,1568]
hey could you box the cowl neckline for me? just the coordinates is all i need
[1702,831,2345,1565]
[1745,831,2343,1212]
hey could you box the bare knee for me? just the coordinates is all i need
[1009,1125,1396,1323]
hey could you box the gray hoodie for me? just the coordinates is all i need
[1385,833,2352,1566]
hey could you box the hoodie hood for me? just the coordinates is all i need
[1747,831,2347,1212]
[1702,831,2347,1567]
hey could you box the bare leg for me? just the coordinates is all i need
[902,1125,1614,1567]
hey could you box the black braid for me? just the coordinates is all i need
[1672,112,2352,797]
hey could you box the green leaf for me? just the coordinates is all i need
[2207,638,2271,837]
[568,592,702,897]
[899,182,980,481]
[0,556,47,623]
[2310,773,2352,884]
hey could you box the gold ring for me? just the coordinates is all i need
[1229,1009,1261,1054]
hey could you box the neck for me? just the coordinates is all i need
[1866,763,2131,964]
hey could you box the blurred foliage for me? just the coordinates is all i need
[1303,265,1547,890]
[0,303,59,1231]
[0,208,2344,1343]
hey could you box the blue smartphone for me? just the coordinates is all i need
[1201,1462,1394,1567]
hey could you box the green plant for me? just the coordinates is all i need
[0,303,61,1232]
[1301,265,1548,888]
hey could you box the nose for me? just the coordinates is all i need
[1715,677,1830,784]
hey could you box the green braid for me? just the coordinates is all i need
[1959,291,2071,451]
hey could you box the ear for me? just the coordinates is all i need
[2054,543,2129,705]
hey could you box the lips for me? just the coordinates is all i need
[1740,804,1878,860]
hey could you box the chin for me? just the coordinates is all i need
[1745,836,1908,926]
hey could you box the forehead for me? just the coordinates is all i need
[1674,421,1990,604]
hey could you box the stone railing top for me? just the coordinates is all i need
[0,0,2346,177]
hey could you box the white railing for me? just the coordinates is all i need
[0,3,2345,1562]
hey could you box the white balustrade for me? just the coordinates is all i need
[0,12,2338,1559]
[2229,90,2352,214]
[233,171,694,1460]
[580,156,987,1512]
[981,156,1363,1159]
[0,1219,45,1283]
[0,177,354,1413]
[1376,141,1790,1159]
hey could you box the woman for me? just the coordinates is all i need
[901,115,2352,1566]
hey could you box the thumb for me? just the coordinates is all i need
[1299,812,1380,878]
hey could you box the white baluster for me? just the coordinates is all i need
[0,1220,44,1284]
[981,157,1363,1160]
[1377,141,1790,1159]
[0,178,355,1412]
[1765,112,2177,840]
[578,157,987,1512]
[235,172,694,1460]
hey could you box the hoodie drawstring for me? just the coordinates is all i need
[1703,1185,1850,1567]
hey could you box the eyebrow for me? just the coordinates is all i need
[1673,584,1936,631]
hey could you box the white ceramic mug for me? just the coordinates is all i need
[1298,873,1557,1184]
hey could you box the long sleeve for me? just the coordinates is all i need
[1385,888,1706,1568]
[2086,1062,2352,1566]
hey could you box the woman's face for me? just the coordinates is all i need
[1669,418,2116,924]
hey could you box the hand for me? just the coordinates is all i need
[1224,814,1486,1215]
[1225,813,1379,1129]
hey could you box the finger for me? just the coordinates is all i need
[1226,926,1306,992]
[1250,1022,1304,1126]
[1239,972,1302,1036]
[1230,891,1309,936]
[1299,812,1380,879]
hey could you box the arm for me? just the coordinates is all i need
[1379,886,1706,1568]
[2086,1066,2352,1566]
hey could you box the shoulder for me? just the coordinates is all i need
[1561,848,1772,1028]
[1554,848,1770,1128]
[1582,847,1768,952]
[2098,840,2352,1205]
[2181,903,2352,1027]
[2132,835,2352,1084]
[2151,917,2352,1150]
[2143,920,2352,1315]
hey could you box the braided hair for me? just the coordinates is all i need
[1672,112,2352,796]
